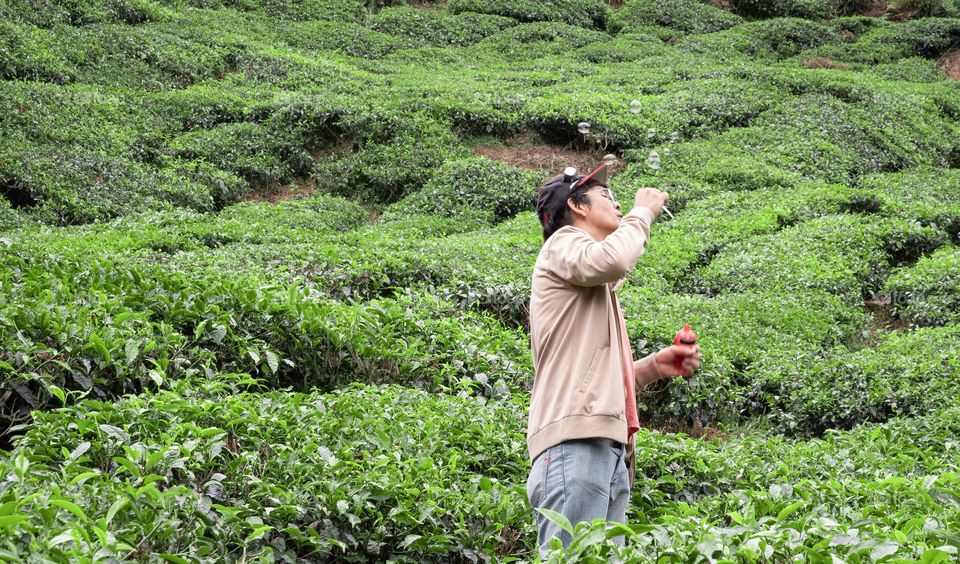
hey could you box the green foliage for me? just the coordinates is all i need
[3,381,532,561]
[891,0,960,17]
[854,168,960,241]
[251,0,366,23]
[315,115,468,204]
[884,246,960,326]
[730,0,872,19]
[382,157,541,226]
[447,0,611,29]
[0,0,169,27]
[698,215,944,304]
[746,326,960,434]
[679,17,838,60]
[369,6,518,47]
[609,0,744,35]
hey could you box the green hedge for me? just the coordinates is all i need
[678,17,838,60]
[381,157,541,227]
[730,0,872,19]
[621,287,868,425]
[884,246,960,326]
[609,0,744,35]
[448,0,610,29]
[314,115,468,204]
[745,326,960,435]
[369,6,518,47]
[854,168,960,241]
[5,380,532,561]
[697,215,945,304]
[0,0,168,27]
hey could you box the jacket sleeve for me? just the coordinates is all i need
[546,207,655,287]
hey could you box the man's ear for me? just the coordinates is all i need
[567,196,589,220]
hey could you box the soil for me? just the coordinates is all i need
[805,57,842,69]
[640,419,729,441]
[860,0,889,17]
[243,177,315,204]
[472,134,608,180]
[939,49,960,80]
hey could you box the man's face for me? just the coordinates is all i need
[579,185,622,240]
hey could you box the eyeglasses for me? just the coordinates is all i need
[596,187,618,205]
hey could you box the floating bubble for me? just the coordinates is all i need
[602,153,618,167]
[629,100,642,114]
[647,150,661,170]
[670,131,680,143]
[663,148,671,156]
[647,128,656,139]
[577,121,591,134]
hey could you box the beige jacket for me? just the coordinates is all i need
[527,206,660,462]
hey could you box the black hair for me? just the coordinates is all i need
[536,178,605,241]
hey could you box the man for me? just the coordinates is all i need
[526,162,702,554]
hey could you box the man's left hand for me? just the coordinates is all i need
[654,344,702,378]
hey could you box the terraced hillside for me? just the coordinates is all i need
[2,0,960,561]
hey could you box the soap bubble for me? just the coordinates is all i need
[647,128,656,139]
[629,100,642,114]
[647,150,661,170]
[602,153,618,167]
[663,148,671,156]
[577,121,591,134]
[670,131,680,143]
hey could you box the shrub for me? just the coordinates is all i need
[679,17,837,60]
[273,20,402,59]
[369,6,517,47]
[314,115,468,204]
[890,0,960,17]
[884,246,960,326]
[475,21,610,58]
[697,215,943,304]
[608,0,744,35]
[621,287,868,424]
[0,0,168,27]
[576,32,675,63]
[447,0,611,29]
[854,168,960,241]
[0,20,76,83]
[255,0,366,23]
[745,326,960,435]
[6,380,532,561]
[730,0,873,19]
[167,122,311,191]
[381,157,540,226]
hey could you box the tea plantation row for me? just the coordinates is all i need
[3,0,960,560]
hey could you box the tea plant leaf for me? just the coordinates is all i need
[50,499,87,521]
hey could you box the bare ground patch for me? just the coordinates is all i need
[860,0,889,17]
[939,49,960,80]
[243,177,315,204]
[805,57,844,69]
[472,134,607,180]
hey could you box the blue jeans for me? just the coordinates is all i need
[526,438,631,557]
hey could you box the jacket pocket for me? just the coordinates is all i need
[577,347,605,394]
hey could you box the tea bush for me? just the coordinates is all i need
[745,326,960,434]
[369,6,518,47]
[678,17,838,60]
[0,0,168,27]
[447,0,610,29]
[315,114,468,204]
[4,380,533,561]
[381,157,541,227]
[730,0,872,19]
[854,168,960,241]
[884,246,960,326]
[608,0,744,35]
[621,287,868,424]
[697,215,944,304]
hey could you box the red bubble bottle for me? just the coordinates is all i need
[673,324,697,372]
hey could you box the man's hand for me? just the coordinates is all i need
[653,344,701,378]
[633,187,669,217]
